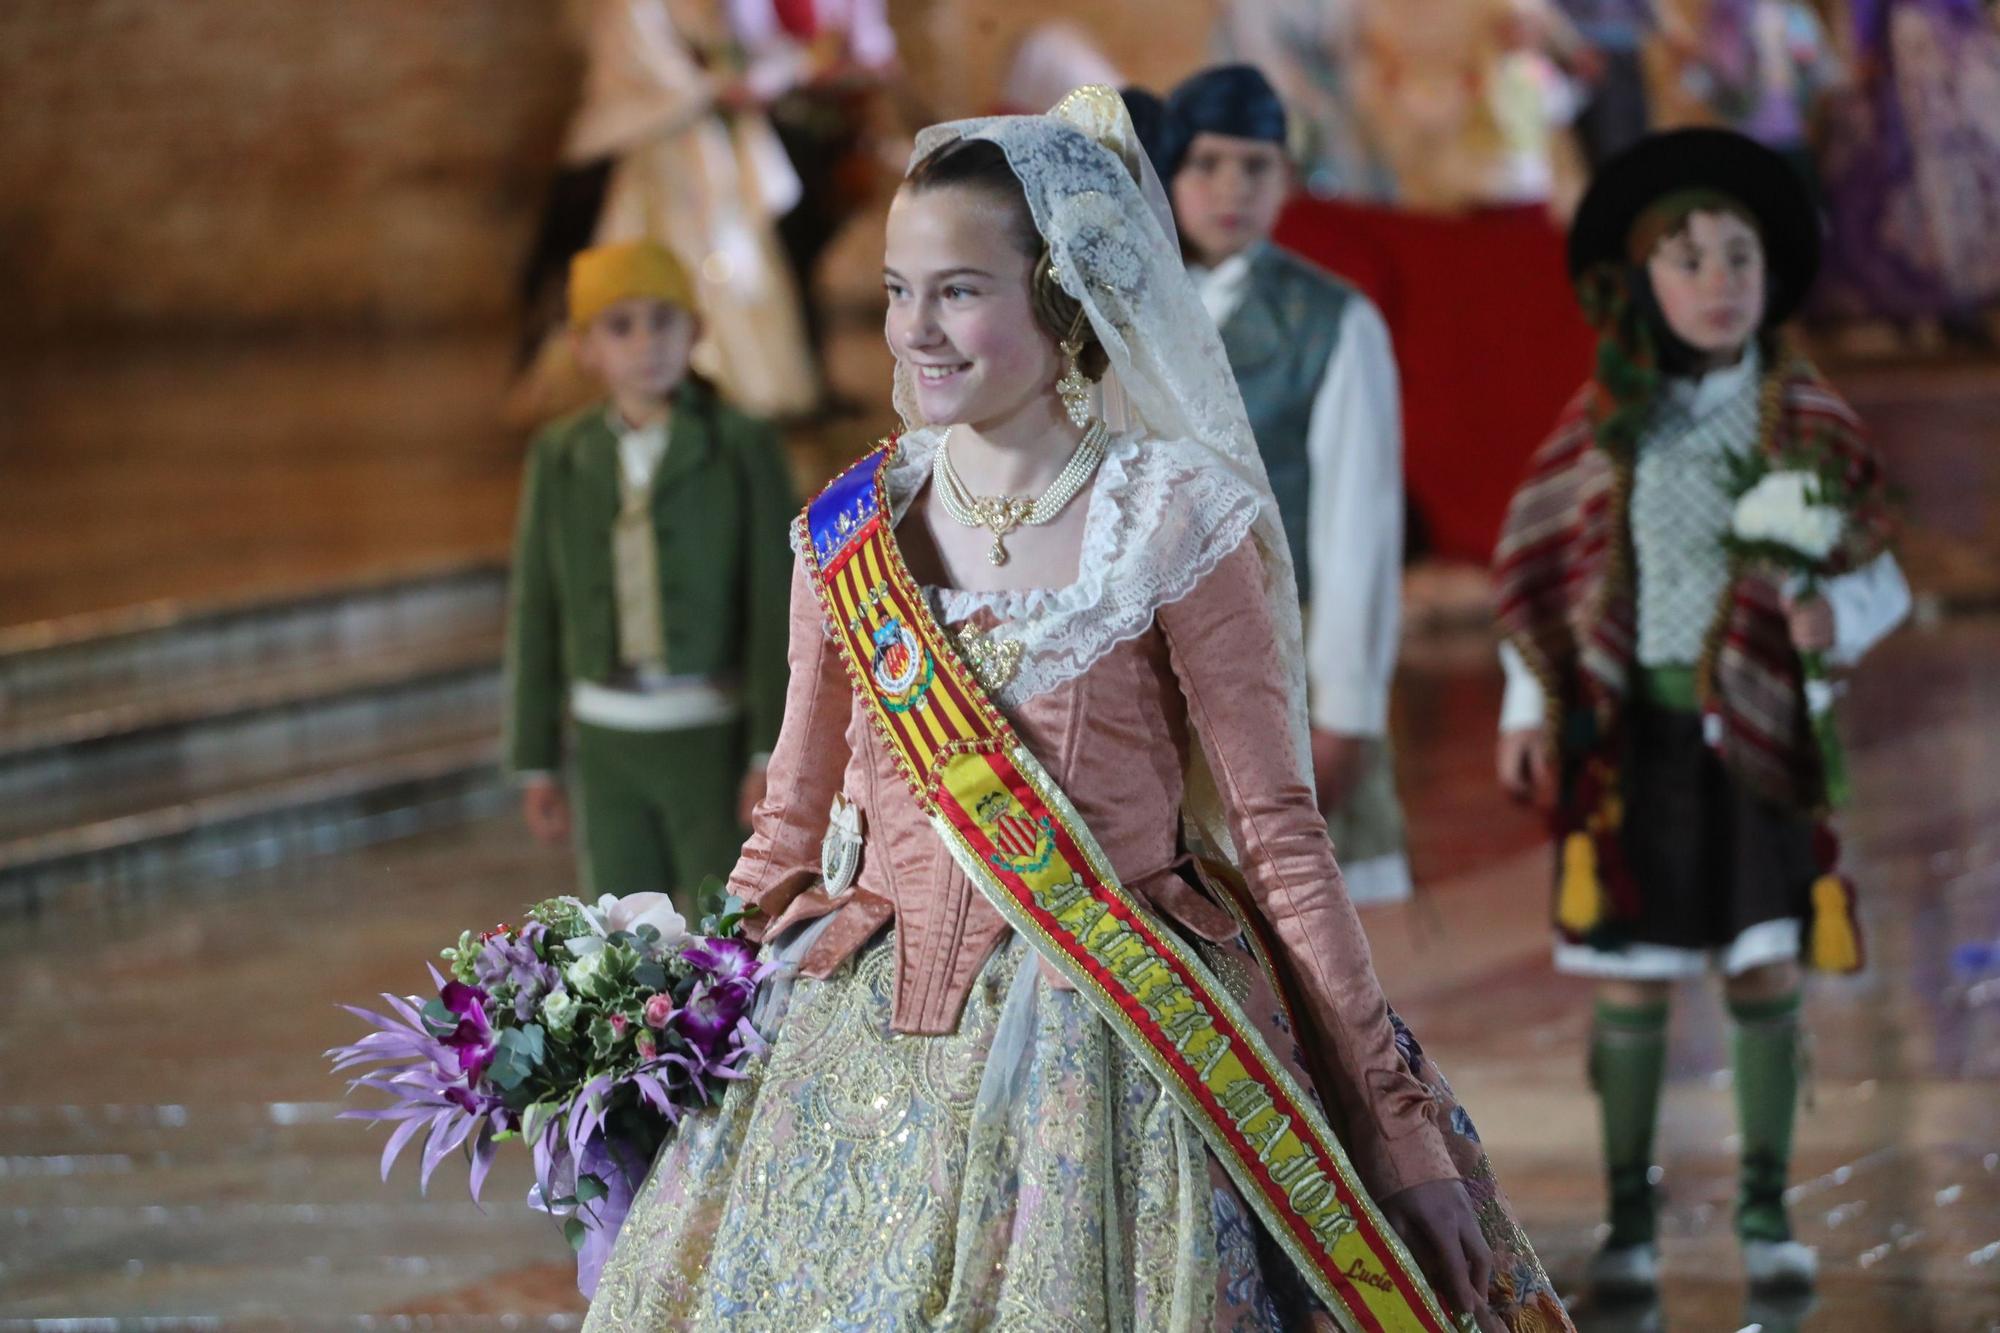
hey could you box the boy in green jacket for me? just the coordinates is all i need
[507,240,796,916]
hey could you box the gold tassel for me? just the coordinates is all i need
[1557,832,1603,934]
[1808,874,1862,973]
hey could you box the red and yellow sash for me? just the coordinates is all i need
[801,442,1457,1333]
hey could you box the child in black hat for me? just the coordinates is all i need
[1492,128,1910,1299]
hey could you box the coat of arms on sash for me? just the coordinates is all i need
[869,617,932,713]
[975,791,1055,875]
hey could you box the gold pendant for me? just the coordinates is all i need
[988,536,1009,566]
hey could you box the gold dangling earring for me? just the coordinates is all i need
[1055,307,1093,429]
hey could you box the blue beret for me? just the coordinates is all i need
[1164,65,1288,175]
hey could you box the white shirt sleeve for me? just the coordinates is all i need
[1303,298,1403,736]
[1795,550,1912,668]
[1497,640,1545,733]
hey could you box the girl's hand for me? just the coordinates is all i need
[1380,1178,1500,1330]
[1497,728,1555,808]
[1784,592,1836,653]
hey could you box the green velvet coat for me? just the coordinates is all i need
[504,381,797,776]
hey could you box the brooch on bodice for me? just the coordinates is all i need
[819,794,864,898]
[949,622,1024,692]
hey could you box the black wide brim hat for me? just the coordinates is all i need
[1567,128,1822,323]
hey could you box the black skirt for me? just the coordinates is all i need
[1614,700,1819,952]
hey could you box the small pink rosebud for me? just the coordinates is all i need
[609,1013,630,1039]
[635,1030,658,1061]
[643,993,675,1029]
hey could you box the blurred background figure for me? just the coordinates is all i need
[1553,0,1660,167]
[1813,0,2000,340]
[1350,0,1588,212]
[731,0,902,365]
[507,241,794,921]
[1211,0,1389,197]
[512,0,820,425]
[1669,0,1846,190]
[1152,65,1419,904]
[997,20,1126,113]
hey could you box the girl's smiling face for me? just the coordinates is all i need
[882,185,1063,431]
[1645,210,1768,363]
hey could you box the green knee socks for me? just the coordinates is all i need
[1591,998,1670,1248]
[1729,991,1804,1243]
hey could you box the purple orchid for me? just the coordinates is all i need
[325,971,504,1203]
[674,977,756,1058]
[439,981,498,1082]
[680,936,763,986]
[675,938,777,1059]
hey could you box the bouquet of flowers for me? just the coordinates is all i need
[1726,450,1856,804]
[326,887,772,1295]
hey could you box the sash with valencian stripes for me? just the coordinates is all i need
[801,441,1459,1333]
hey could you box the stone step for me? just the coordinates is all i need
[0,627,501,763]
[0,643,501,824]
[0,566,514,913]
[0,562,506,722]
[0,725,505,915]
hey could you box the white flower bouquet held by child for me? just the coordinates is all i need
[1724,451,1875,805]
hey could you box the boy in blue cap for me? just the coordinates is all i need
[1140,66,1415,905]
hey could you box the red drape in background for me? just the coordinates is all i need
[1272,197,1597,563]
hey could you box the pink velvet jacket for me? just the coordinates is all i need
[729,532,1456,1199]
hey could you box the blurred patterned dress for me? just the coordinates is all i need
[1816,0,2000,319]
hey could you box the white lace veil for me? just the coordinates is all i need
[895,87,1317,849]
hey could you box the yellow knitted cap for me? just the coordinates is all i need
[568,240,695,329]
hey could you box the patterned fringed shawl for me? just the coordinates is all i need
[1493,356,1893,929]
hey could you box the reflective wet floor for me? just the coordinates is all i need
[3,612,1996,1330]
[3,337,1995,1329]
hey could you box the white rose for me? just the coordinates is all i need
[1732,471,1843,561]
[565,950,605,991]
[539,988,580,1032]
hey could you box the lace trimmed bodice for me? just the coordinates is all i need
[877,427,1267,708]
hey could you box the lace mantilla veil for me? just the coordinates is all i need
[894,87,1318,856]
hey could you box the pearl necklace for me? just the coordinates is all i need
[931,420,1109,566]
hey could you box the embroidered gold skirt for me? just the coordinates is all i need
[584,926,1309,1331]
